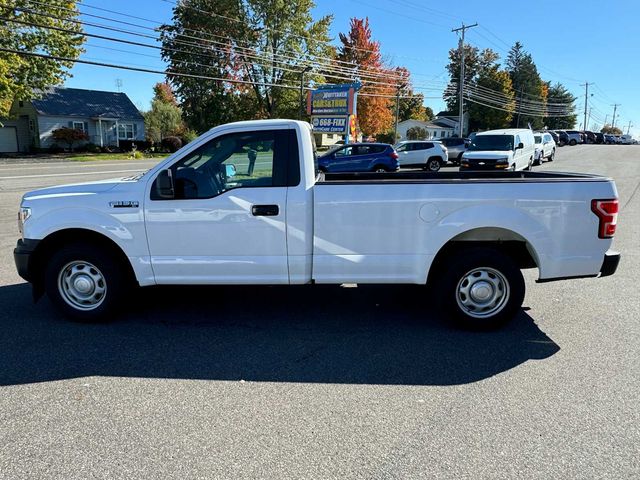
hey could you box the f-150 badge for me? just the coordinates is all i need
[109,201,139,208]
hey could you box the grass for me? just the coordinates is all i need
[67,152,168,162]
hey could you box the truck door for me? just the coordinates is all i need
[144,128,296,284]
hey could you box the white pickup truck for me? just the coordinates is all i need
[14,120,621,329]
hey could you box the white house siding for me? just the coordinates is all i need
[37,116,145,148]
[397,119,454,141]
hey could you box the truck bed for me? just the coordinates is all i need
[319,170,610,184]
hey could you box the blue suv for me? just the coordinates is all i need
[318,143,399,173]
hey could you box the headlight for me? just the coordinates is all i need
[18,207,31,237]
[496,157,509,164]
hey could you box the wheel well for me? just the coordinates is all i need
[428,229,538,285]
[428,156,443,163]
[31,229,137,287]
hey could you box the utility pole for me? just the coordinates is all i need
[626,121,633,135]
[299,66,312,121]
[604,114,608,126]
[588,107,592,130]
[581,82,592,132]
[393,84,404,142]
[516,88,523,128]
[452,22,478,137]
[611,104,621,128]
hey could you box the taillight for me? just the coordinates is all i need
[591,199,618,238]
[389,152,399,159]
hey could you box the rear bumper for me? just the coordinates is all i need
[13,238,40,282]
[537,250,621,283]
[599,250,620,277]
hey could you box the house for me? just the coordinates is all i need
[396,119,455,141]
[434,111,469,136]
[1,87,145,153]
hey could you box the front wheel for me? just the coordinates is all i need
[435,248,525,330]
[373,166,388,173]
[548,149,555,162]
[569,139,577,146]
[45,244,126,322]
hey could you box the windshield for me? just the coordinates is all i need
[319,145,343,158]
[534,135,542,143]
[468,135,514,152]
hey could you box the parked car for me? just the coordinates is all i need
[583,131,597,144]
[439,137,470,165]
[13,119,621,329]
[461,129,536,171]
[534,133,556,165]
[595,133,605,144]
[565,130,583,146]
[620,134,634,144]
[604,134,615,144]
[548,131,560,145]
[394,140,448,172]
[318,143,399,173]
[554,130,569,147]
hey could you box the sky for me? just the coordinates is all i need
[63,0,640,138]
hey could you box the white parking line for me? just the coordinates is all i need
[0,169,145,180]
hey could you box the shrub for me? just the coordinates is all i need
[130,150,145,159]
[119,140,152,152]
[47,144,64,154]
[179,129,198,145]
[375,131,398,144]
[161,136,183,153]
[51,127,89,151]
[406,126,427,140]
[85,143,101,153]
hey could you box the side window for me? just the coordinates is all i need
[152,129,294,200]
[334,146,352,157]
[371,145,386,154]
[355,146,371,155]
[515,135,521,148]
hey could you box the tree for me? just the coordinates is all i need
[51,127,88,151]
[144,100,184,144]
[394,66,432,122]
[468,65,515,131]
[601,124,622,135]
[160,0,333,130]
[443,45,499,113]
[505,42,545,129]
[337,18,394,137]
[153,82,178,106]
[406,126,427,140]
[544,82,577,129]
[0,1,84,116]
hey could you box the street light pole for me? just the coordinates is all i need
[299,66,312,120]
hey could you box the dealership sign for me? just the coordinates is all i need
[308,83,360,140]
[311,116,349,133]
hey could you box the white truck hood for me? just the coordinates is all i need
[463,151,512,160]
[23,177,138,201]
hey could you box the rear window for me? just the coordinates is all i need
[369,145,387,154]
[414,142,433,150]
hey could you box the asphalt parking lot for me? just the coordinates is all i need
[0,146,638,479]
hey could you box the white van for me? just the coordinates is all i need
[461,129,536,171]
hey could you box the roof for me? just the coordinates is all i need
[476,129,533,135]
[30,87,143,120]
[399,119,454,130]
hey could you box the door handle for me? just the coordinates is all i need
[251,204,279,216]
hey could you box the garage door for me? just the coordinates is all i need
[0,127,18,153]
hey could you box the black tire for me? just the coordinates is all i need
[548,149,555,162]
[434,247,525,330]
[373,165,388,173]
[456,152,464,165]
[425,157,441,172]
[569,139,577,146]
[45,243,126,322]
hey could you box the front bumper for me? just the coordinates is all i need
[600,250,620,277]
[13,238,40,283]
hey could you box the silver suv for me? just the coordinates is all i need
[565,130,583,146]
[440,137,470,165]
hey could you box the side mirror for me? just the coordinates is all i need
[516,142,524,150]
[156,169,175,199]
[225,164,237,178]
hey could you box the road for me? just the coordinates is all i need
[0,147,638,479]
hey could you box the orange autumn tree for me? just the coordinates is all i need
[337,18,394,138]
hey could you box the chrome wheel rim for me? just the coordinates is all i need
[375,168,386,173]
[456,267,510,319]
[58,261,107,311]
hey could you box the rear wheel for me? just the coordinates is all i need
[435,247,525,330]
[373,165,388,173]
[425,157,441,172]
[569,139,577,146]
[548,149,555,162]
[45,244,126,322]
